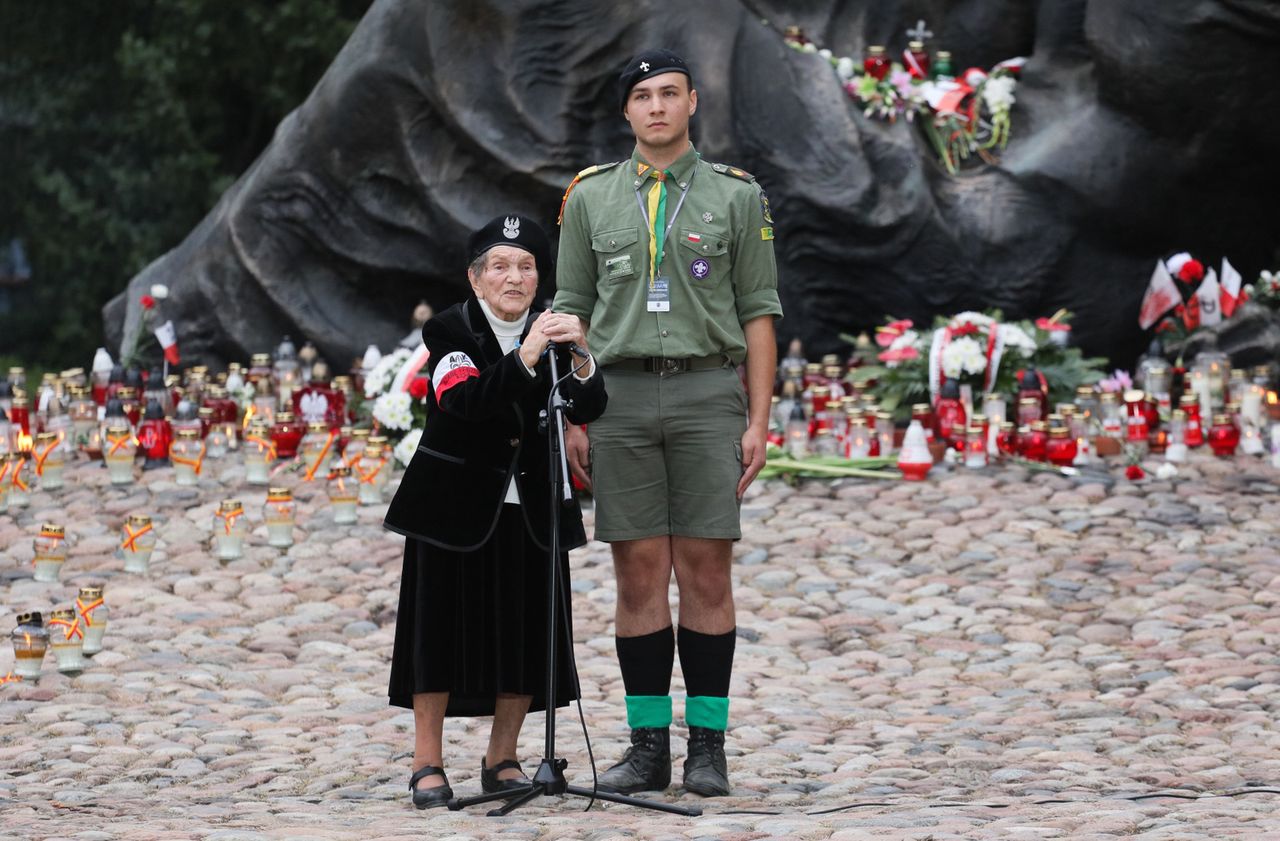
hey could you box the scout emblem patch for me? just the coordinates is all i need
[690,258,711,279]
[761,227,774,241]
[702,212,714,223]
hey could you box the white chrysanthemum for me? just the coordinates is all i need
[364,348,412,398]
[982,75,1016,112]
[150,283,169,300]
[835,56,856,81]
[950,311,996,329]
[889,330,919,351]
[942,336,987,378]
[999,323,1037,355]
[393,428,422,466]
[373,391,414,431]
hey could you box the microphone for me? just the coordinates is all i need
[546,341,589,359]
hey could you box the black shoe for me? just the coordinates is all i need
[409,764,452,809]
[481,758,529,796]
[683,727,729,796]
[595,727,671,794]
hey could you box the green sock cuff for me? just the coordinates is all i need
[686,695,730,730]
[625,695,673,729]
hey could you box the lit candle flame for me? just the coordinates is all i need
[1268,391,1278,406]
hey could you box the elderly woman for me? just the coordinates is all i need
[383,215,606,809]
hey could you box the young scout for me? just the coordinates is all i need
[553,48,782,796]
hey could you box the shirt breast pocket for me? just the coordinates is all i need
[677,228,730,287]
[592,227,641,285]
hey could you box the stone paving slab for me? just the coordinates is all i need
[2,454,1280,838]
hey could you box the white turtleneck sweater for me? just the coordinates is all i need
[476,299,595,505]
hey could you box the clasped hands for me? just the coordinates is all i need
[517,310,590,371]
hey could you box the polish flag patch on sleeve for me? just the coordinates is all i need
[432,351,479,400]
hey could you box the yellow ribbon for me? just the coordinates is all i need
[170,444,206,475]
[76,597,104,628]
[120,523,153,552]
[357,458,388,484]
[244,434,277,460]
[48,617,83,642]
[303,430,338,482]
[33,440,58,476]
[214,507,244,535]
[11,457,28,491]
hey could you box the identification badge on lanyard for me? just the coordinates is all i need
[647,277,671,312]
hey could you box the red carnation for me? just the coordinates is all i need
[140,294,156,310]
[1176,259,1204,284]
[408,376,430,400]
[1125,464,1145,481]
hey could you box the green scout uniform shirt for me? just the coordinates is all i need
[554,144,783,366]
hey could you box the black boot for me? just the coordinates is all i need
[683,727,729,796]
[595,727,671,793]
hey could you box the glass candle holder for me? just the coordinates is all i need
[1240,421,1266,456]
[875,411,895,457]
[204,420,230,459]
[785,403,808,458]
[897,420,932,481]
[33,523,67,583]
[212,500,246,562]
[1021,422,1049,462]
[300,421,338,481]
[356,444,390,505]
[118,513,157,573]
[1165,409,1188,463]
[47,607,86,674]
[270,411,304,459]
[1099,393,1123,438]
[327,465,358,524]
[33,431,66,492]
[169,428,205,486]
[1046,426,1078,467]
[242,420,277,485]
[1123,390,1150,455]
[863,44,889,80]
[76,586,108,656]
[964,423,988,469]
[11,611,49,680]
[996,421,1018,457]
[1017,396,1042,427]
[1179,394,1205,448]
[846,418,871,458]
[6,453,31,507]
[343,428,370,468]
[911,404,935,442]
[812,427,838,457]
[103,422,137,484]
[263,487,296,548]
[1208,414,1240,456]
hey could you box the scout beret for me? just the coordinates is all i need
[618,49,693,112]
[467,214,553,281]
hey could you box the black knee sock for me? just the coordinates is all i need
[616,625,675,697]
[677,625,735,698]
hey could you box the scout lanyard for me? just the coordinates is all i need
[634,167,693,287]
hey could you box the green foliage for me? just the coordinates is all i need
[0,0,368,369]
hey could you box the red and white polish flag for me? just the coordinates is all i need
[153,320,180,365]
[1220,258,1243,318]
[1138,260,1182,330]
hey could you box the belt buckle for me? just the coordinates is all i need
[663,358,684,374]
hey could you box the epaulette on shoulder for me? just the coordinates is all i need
[707,162,756,183]
[557,161,621,224]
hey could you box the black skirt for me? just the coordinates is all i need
[387,503,578,716]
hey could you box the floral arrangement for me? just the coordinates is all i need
[361,346,431,465]
[848,310,1108,418]
[1249,268,1280,310]
[784,27,1025,174]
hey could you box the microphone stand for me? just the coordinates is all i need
[448,344,701,817]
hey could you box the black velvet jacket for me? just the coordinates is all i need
[382,296,607,552]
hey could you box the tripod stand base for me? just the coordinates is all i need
[448,757,702,817]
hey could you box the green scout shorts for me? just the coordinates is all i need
[589,366,747,542]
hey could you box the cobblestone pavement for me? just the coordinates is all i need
[3,453,1280,840]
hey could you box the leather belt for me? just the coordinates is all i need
[605,354,729,374]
